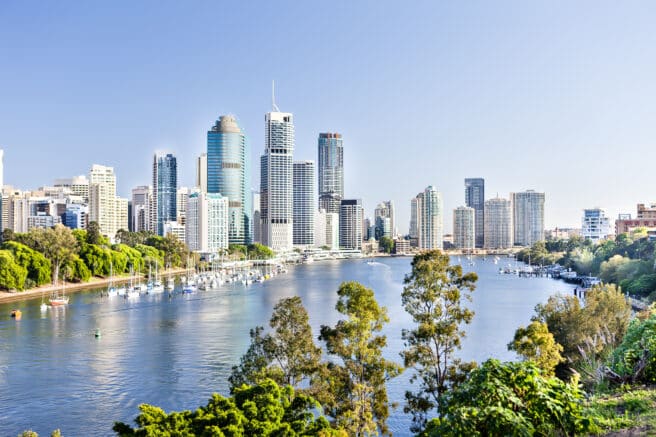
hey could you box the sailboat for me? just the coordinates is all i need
[182,256,196,293]
[106,261,119,297]
[149,262,164,294]
[126,266,141,298]
[49,278,69,306]
[40,291,48,312]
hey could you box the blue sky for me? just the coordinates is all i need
[2,1,656,232]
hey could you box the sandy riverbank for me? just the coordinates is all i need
[0,268,188,305]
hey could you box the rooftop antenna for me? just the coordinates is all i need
[272,80,280,112]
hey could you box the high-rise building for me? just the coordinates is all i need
[207,115,251,245]
[252,191,261,243]
[374,201,395,239]
[62,204,88,230]
[260,109,294,251]
[54,176,90,202]
[453,206,475,250]
[196,153,208,193]
[153,153,177,236]
[89,164,118,239]
[318,133,344,214]
[465,178,485,248]
[409,197,419,240]
[293,161,315,247]
[339,199,363,250]
[582,208,612,241]
[484,197,513,249]
[315,209,339,250]
[163,221,186,243]
[186,192,229,253]
[177,187,190,224]
[131,185,152,233]
[115,197,129,232]
[415,186,443,250]
[511,190,545,246]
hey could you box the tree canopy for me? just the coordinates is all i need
[113,379,343,436]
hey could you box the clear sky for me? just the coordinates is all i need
[2,1,656,233]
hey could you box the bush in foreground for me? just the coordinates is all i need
[113,379,344,436]
[422,359,598,436]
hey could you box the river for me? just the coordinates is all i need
[0,256,574,436]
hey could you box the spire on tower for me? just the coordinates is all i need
[272,80,280,112]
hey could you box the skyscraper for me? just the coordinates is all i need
[89,164,119,239]
[153,153,177,236]
[511,190,545,246]
[131,185,152,233]
[465,178,485,248]
[374,201,395,239]
[453,206,475,250]
[415,186,443,250]
[293,161,315,247]
[339,199,363,250]
[484,197,513,249]
[409,197,419,240]
[207,115,251,244]
[318,133,344,214]
[260,109,294,251]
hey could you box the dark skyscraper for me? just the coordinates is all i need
[153,153,177,236]
[318,133,343,214]
[465,178,485,248]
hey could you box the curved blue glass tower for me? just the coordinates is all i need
[207,115,251,245]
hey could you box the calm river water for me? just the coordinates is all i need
[0,256,574,436]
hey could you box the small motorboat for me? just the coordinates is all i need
[10,309,22,320]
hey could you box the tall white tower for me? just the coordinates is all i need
[260,102,294,251]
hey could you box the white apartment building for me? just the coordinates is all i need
[484,197,513,249]
[582,208,613,241]
[186,192,229,253]
[415,186,443,250]
[453,206,475,250]
[89,164,118,239]
[511,190,545,246]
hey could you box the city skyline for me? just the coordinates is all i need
[3,2,656,232]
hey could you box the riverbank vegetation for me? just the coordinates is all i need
[0,223,191,291]
[518,229,656,300]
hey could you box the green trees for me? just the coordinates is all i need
[248,243,275,260]
[230,297,321,389]
[86,221,103,245]
[379,237,394,254]
[609,314,656,384]
[0,250,28,290]
[424,359,597,437]
[508,321,563,376]
[2,241,51,287]
[25,225,78,282]
[232,285,401,435]
[319,281,402,436]
[532,284,631,378]
[400,250,477,432]
[114,379,341,436]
